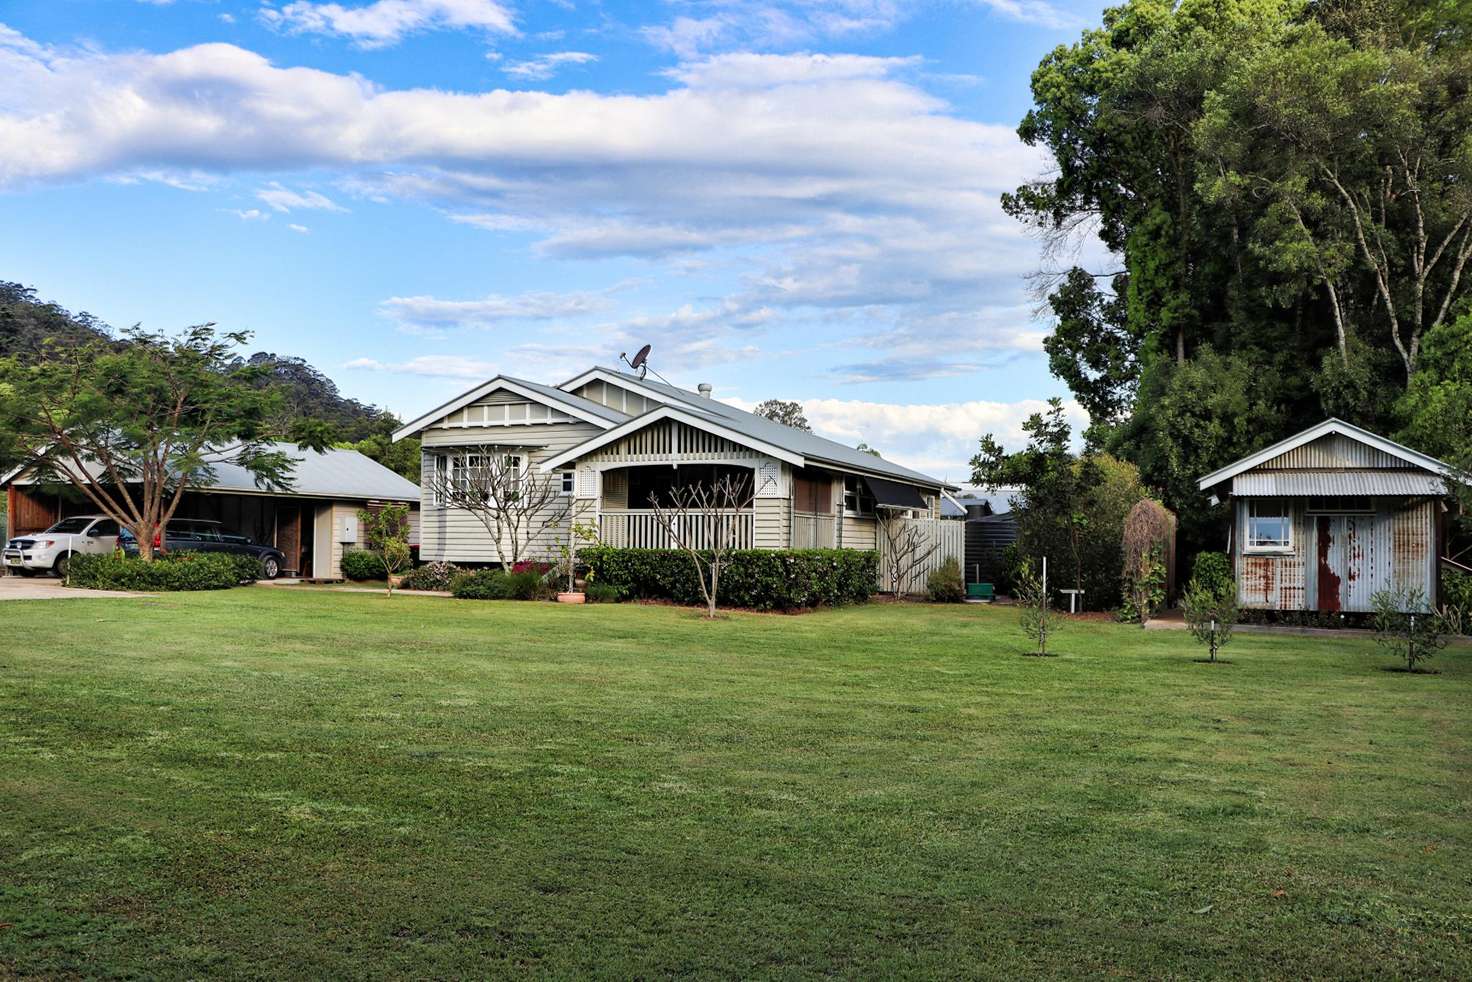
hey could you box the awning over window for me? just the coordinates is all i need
[862,475,929,510]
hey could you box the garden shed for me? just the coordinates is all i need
[1197,419,1460,613]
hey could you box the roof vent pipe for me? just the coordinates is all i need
[698,383,713,398]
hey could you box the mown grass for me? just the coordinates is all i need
[2,590,1469,978]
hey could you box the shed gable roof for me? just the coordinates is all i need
[1197,419,1459,492]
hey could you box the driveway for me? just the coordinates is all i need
[0,576,149,600]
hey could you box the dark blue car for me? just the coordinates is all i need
[119,519,288,579]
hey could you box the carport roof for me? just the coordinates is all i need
[4,444,421,503]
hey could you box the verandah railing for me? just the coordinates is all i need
[599,509,755,550]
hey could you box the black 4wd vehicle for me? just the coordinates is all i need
[119,519,289,579]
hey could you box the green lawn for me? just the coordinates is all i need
[3,591,1469,978]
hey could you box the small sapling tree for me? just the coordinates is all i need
[357,503,412,597]
[1371,587,1447,673]
[647,473,751,619]
[1182,575,1237,663]
[1015,557,1056,656]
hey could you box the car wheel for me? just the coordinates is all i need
[262,556,281,580]
[53,554,70,579]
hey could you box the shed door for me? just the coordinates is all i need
[1315,517,1343,611]
[1316,514,1383,612]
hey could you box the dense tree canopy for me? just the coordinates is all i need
[0,282,419,482]
[753,399,812,432]
[1007,0,1472,549]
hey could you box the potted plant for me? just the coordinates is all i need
[555,521,599,604]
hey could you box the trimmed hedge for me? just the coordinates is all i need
[583,547,877,611]
[341,549,387,581]
[449,568,552,601]
[68,552,260,591]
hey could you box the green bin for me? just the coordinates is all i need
[967,582,994,601]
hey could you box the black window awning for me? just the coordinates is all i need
[862,475,929,510]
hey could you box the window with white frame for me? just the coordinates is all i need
[431,453,449,506]
[558,469,575,496]
[1246,498,1292,550]
[843,475,875,516]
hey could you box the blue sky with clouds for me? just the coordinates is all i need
[0,0,1109,481]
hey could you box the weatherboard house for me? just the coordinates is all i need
[393,366,959,574]
[1198,419,1462,613]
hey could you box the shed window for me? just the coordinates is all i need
[843,475,875,516]
[1246,498,1291,550]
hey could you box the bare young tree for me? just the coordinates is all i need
[647,473,752,619]
[878,511,938,596]
[425,446,570,568]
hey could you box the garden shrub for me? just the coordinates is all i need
[1191,551,1233,595]
[584,581,624,604]
[582,547,876,610]
[341,549,387,581]
[400,561,462,591]
[451,569,512,599]
[504,569,552,600]
[68,552,258,591]
[926,557,965,603]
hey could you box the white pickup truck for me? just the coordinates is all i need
[3,515,121,578]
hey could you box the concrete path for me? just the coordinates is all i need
[0,575,149,600]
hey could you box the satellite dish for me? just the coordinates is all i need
[621,343,652,379]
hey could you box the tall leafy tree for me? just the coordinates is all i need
[0,325,327,558]
[753,399,812,432]
[1007,0,1472,552]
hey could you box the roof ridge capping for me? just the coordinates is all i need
[1197,418,1464,491]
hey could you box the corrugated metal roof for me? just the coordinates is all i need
[584,367,952,490]
[199,443,422,500]
[8,444,422,501]
[1232,470,1447,496]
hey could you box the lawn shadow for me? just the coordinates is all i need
[1379,666,1441,675]
[1191,658,1233,665]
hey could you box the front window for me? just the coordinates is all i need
[1246,498,1291,551]
[843,475,875,517]
[558,470,575,496]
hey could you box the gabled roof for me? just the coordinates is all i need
[559,366,954,491]
[538,404,807,472]
[392,375,626,442]
[1197,418,1461,492]
[4,444,421,502]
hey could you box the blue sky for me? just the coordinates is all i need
[0,0,1110,481]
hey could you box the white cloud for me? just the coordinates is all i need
[642,2,905,58]
[227,208,270,221]
[288,222,311,233]
[256,181,347,213]
[345,355,502,379]
[378,288,617,331]
[259,0,516,48]
[501,51,596,82]
[0,29,1062,383]
[770,394,1085,478]
[220,13,237,24]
